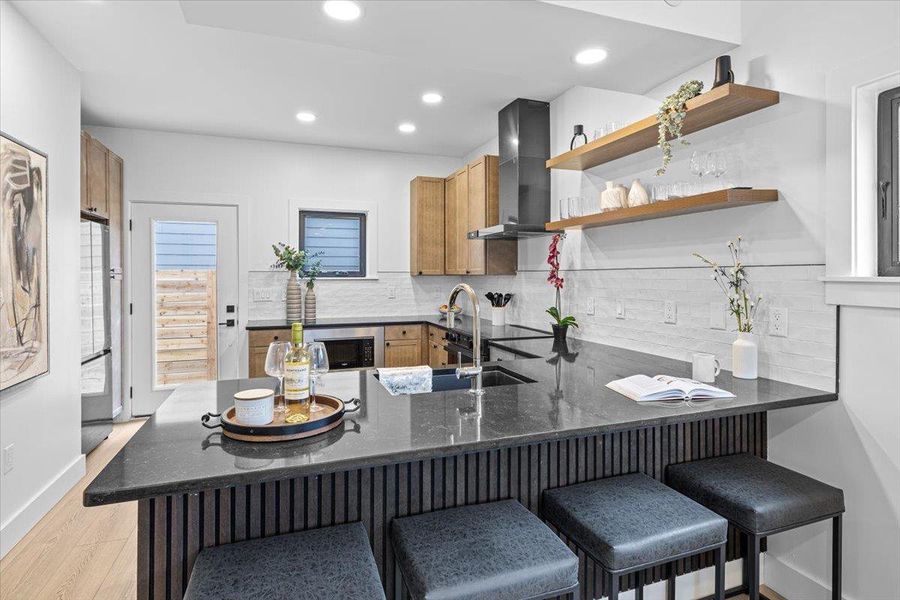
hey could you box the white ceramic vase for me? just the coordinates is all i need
[732,332,758,379]
[600,181,627,212]
[627,179,650,207]
[285,271,302,321]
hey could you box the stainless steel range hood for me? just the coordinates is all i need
[468,98,553,240]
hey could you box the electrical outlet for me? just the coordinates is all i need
[585,297,595,316]
[770,307,788,337]
[709,303,725,330]
[615,300,625,319]
[2,443,14,475]
[663,300,677,324]
[388,286,396,299]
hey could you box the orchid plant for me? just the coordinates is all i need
[693,236,762,333]
[546,233,578,329]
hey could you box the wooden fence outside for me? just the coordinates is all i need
[155,269,217,386]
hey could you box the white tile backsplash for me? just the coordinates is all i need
[249,265,836,392]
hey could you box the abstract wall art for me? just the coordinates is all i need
[1,132,48,391]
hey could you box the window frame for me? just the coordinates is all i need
[299,210,367,278]
[877,85,900,276]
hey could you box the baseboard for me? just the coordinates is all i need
[0,453,86,558]
[764,553,834,600]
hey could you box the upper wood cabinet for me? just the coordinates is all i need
[445,155,517,276]
[107,151,124,269]
[83,135,110,219]
[409,176,446,276]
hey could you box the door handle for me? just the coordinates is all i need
[218,319,235,327]
[880,180,891,219]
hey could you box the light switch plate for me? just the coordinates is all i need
[2,444,14,475]
[664,300,677,324]
[709,303,725,330]
[770,307,788,337]
[616,300,625,319]
[388,286,396,299]
[585,297,595,316]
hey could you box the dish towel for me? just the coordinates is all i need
[377,365,433,396]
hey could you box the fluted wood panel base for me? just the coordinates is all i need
[138,413,766,600]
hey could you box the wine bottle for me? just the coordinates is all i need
[283,322,310,421]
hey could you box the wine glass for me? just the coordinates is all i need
[264,341,291,414]
[690,151,707,194]
[558,197,569,221]
[704,152,718,191]
[307,342,330,413]
[713,152,728,189]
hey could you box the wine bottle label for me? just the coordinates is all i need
[284,360,310,401]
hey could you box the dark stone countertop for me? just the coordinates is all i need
[84,337,836,507]
[246,314,554,342]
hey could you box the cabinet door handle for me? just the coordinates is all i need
[386,342,390,347]
[273,335,279,340]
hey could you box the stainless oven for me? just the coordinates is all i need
[304,326,384,370]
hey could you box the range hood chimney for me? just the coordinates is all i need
[468,98,553,240]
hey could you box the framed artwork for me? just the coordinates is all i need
[1,132,49,391]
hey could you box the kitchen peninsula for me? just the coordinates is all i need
[84,338,836,600]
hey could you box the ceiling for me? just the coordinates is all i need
[13,0,734,157]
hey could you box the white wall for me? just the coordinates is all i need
[0,0,84,558]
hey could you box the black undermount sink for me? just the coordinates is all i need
[375,365,536,394]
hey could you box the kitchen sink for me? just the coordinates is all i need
[374,365,536,394]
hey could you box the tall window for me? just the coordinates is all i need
[877,85,900,276]
[299,210,366,277]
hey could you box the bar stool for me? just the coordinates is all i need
[183,522,385,600]
[667,453,845,600]
[391,499,579,599]
[542,473,728,600]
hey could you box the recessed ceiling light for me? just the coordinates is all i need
[574,48,608,65]
[422,92,443,105]
[398,122,416,134]
[323,0,361,21]
[296,112,317,123]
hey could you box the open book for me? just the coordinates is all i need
[606,375,735,402]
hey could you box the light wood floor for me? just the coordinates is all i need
[0,418,788,600]
[0,419,144,600]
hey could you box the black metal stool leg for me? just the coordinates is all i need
[747,533,761,600]
[666,562,676,600]
[715,544,726,600]
[741,531,749,594]
[634,571,644,600]
[833,515,842,600]
[608,570,619,600]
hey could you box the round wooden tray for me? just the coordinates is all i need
[201,394,360,442]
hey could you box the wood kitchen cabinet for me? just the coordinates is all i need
[248,329,290,378]
[83,134,110,218]
[409,176,446,276]
[444,155,517,276]
[384,324,424,367]
[427,325,449,368]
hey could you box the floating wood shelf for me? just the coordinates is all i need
[546,84,780,171]
[545,188,778,231]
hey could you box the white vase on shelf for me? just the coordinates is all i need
[732,332,758,379]
[627,179,650,207]
[600,181,627,212]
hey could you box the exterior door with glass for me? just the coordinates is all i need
[131,203,239,416]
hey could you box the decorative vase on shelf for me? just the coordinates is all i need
[732,331,758,379]
[600,181,627,212]
[552,324,569,342]
[285,271,302,321]
[627,179,650,207]
[304,285,317,321]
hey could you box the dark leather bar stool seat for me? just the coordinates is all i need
[391,499,579,600]
[667,453,845,600]
[542,473,728,600]
[183,522,386,600]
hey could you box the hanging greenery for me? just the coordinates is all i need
[656,80,704,175]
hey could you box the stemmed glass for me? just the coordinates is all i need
[307,342,330,413]
[690,151,708,194]
[264,341,291,414]
[711,152,728,190]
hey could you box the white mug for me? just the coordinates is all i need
[692,353,721,383]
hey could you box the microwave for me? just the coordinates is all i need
[304,326,384,370]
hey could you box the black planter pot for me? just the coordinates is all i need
[552,324,569,341]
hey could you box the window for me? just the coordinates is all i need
[877,85,900,276]
[299,210,366,277]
